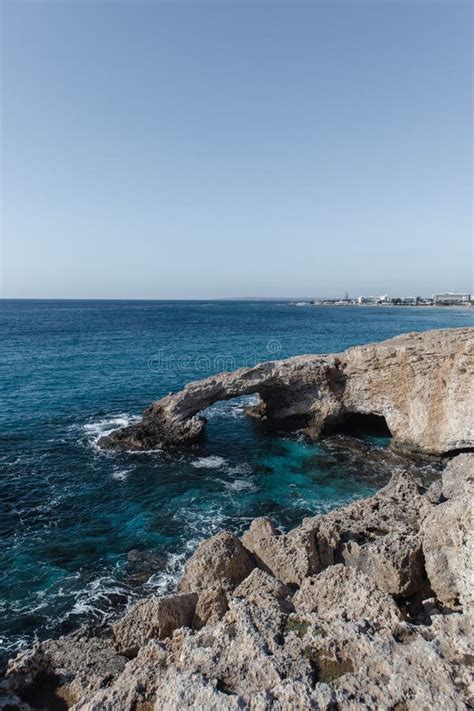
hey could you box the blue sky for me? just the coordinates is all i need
[1,1,472,299]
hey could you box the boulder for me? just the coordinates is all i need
[124,548,167,584]
[241,470,432,599]
[179,531,255,593]
[112,592,198,656]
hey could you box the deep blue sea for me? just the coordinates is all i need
[1,300,472,662]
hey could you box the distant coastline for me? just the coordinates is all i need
[289,302,473,310]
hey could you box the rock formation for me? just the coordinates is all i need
[3,454,473,710]
[98,327,474,455]
[112,592,198,657]
[178,531,255,593]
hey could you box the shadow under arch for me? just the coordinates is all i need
[320,411,392,438]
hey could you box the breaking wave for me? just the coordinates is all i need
[82,413,141,448]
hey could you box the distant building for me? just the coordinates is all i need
[433,292,471,305]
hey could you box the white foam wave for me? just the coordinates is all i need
[82,413,141,448]
[127,448,163,456]
[204,395,259,421]
[226,478,256,492]
[192,455,228,469]
[67,575,133,620]
[145,551,187,596]
[111,469,130,481]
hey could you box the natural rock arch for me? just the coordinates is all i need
[99,355,346,450]
[98,328,474,455]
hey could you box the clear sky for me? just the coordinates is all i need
[1,0,472,299]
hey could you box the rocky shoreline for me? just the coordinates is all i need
[2,327,473,710]
[2,453,472,710]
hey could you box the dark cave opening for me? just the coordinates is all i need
[321,411,392,438]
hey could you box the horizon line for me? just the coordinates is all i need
[1,294,471,302]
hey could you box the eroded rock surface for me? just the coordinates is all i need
[178,531,255,593]
[193,586,229,629]
[241,517,318,586]
[293,564,403,630]
[99,328,474,454]
[4,454,473,710]
[112,592,198,657]
[3,632,127,709]
[422,453,474,610]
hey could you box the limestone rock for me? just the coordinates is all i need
[74,640,169,710]
[298,469,433,596]
[233,568,294,613]
[99,328,474,455]
[342,531,426,597]
[112,592,198,656]
[79,599,472,710]
[5,632,126,708]
[421,454,473,611]
[151,670,243,711]
[233,568,291,602]
[178,531,255,593]
[423,501,472,610]
[193,586,229,629]
[240,470,431,598]
[166,598,302,698]
[441,452,474,500]
[293,564,403,630]
[241,517,318,585]
[422,507,473,613]
[426,477,444,503]
[340,327,474,455]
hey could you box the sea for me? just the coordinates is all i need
[1,299,472,664]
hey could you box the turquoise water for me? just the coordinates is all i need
[1,300,472,661]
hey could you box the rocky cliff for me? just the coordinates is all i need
[3,454,473,710]
[99,328,474,455]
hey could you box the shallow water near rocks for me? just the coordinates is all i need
[1,300,472,663]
